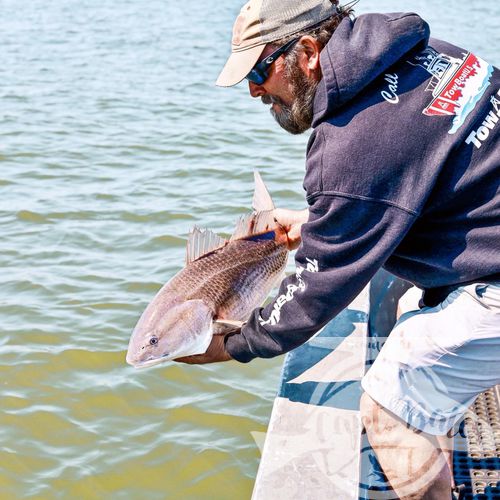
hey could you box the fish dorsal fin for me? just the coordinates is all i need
[186,227,228,264]
[230,210,278,241]
[252,170,275,212]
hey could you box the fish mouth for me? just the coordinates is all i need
[126,352,173,369]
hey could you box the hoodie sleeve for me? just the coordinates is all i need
[224,192,418,363]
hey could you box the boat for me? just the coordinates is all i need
[252,270,500,499]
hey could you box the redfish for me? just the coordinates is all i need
[126,172,289,368]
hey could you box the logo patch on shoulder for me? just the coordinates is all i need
[408,47,494,134]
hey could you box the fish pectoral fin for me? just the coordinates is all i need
[212,319,245,335]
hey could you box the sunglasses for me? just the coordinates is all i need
[245,38,299,85]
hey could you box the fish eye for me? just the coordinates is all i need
[149,336,159,346]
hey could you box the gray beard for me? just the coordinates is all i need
[262,67,319,135]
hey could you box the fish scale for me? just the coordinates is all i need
[172,238,288,319]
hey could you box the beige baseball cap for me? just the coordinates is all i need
[216,0,339,87]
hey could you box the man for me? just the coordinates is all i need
[177,1,500,498]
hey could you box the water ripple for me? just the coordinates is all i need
[1,0,497,498]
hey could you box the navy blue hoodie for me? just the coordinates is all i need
[225,13,500,363]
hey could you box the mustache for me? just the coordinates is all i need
[261,94,287,107]
[259,65,319,135]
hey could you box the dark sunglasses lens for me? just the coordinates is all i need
[245,38,298,85]
[246,68,266,85]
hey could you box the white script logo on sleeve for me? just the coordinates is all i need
[259,258,319,327]
[381,73,400,104]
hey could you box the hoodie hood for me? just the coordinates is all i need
[312,12,430,125]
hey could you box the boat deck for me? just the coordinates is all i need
[252,270,499,499]
[454,385,500,498]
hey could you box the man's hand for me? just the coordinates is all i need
[272,208,309,250]
[174,334,233,364]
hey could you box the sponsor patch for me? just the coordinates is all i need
[465,89,500,149]
[408,47,494,134]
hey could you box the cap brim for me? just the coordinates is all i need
[216,44,266,87]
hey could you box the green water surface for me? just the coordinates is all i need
[1,0,498,498]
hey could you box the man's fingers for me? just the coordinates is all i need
[272,208,308,250]
[273,208,309,227]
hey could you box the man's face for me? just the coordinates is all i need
[248,43,320,135]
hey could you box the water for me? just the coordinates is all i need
[1,1,498,498]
